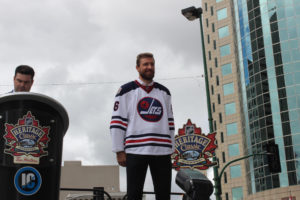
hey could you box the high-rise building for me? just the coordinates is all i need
[201,0,300,199]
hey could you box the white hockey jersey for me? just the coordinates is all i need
[110,79,175,155]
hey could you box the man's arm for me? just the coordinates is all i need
[167,93,175,150]
[110,87,128,165]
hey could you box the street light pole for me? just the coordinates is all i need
[181,6,220,200]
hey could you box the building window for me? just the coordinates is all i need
[225,193,229,200]
[226,122,238,136]
[218,26,229,38]
[224,172,227,183]
[225,102,236,115]
[219,113,222,123]
[222,151,226,163]
[232,187,243,200]
[212,23,215,32]
[211,85,214,95]
[214,120,217,131]
[215,58,218,68]
[218,94,221,104]
[220,44,231,57]
[207,34,210,44]
[211,6,214,16]
[210,68,212,77]
[212,103,215,112]
[221,132,224,143]
[209,51,211,60]
[216,76,219,86]
[228,143,240,157]
[230,165,242,178]
[206,18,209,27]
[223,82,234,96]
[221,63,232,76]
[217,7,227,20]
[205,3,208,11]
[213,40,217,49]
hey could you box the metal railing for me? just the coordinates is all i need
[61,188,184,200]
[60,187,112,200]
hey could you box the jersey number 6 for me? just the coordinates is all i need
[114,101,119,111]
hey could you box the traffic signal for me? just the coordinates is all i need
[266,143,281,173]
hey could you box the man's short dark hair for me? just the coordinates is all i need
[15,65,35,79]
[136,53,154,66]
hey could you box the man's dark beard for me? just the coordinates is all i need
[140,71,154,81]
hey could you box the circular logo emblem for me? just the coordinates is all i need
[14,166,42,196]
[137,97,163,122]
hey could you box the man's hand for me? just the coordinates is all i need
[116,151,126,167]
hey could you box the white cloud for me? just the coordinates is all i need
[0,0,213,197]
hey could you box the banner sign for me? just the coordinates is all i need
[172,119,218,170]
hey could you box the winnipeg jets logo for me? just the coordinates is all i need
[137,97,163,122]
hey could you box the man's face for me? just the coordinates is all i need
[13,73,34,92]
[136,57,155,82]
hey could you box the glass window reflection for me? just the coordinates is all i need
[232,187,243,200]
[217,7,228,20]
[220,44,231,57]
[225,102,236,115]
[229,143,240,157]
[230,165,242,178]
[223,82,234,96]
[221,63,232,76]
[218,26,230,39]
[227,122,238,136]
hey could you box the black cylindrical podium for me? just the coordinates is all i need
[0,92,69,200]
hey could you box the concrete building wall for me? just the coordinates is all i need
[60,161,125,200]
[202,0,248,199]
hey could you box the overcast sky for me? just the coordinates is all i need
[0,0,213,199]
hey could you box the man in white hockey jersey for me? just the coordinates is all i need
[110,52,175,200]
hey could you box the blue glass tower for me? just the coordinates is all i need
[202,0,300,198]
[234,0,300,195]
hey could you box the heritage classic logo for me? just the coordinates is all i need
[172,119,218,170]
[137,97,163,122]
[3,111,50,164]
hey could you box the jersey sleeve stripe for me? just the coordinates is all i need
[110,120,128,127]
[111,116,128,122]
[168,117,175,131]
[110,125,127,131]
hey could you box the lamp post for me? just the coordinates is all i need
[181,6,221,200]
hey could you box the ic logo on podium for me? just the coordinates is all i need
[14,166,42,196]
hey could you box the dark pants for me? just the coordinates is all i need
[126,154,172,200]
